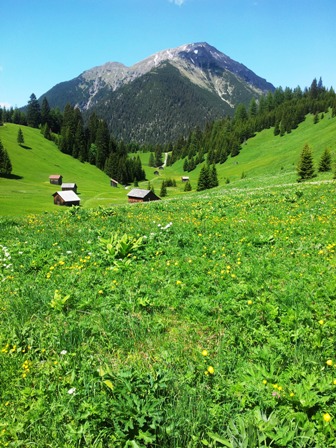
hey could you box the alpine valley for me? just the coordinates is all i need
[41,42,275,144]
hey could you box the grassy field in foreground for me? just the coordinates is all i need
[0,180,335,446]
[1,112,336,216]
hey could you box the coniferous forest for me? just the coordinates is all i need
[1,78,335,186]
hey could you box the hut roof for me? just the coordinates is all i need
[62,182,77,187]
[127,188,151,199]
[49,174,62,179]
[53,191,80,202]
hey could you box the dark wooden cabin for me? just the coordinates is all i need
[127,188,161,203]
[52,191,80,206]
[49,174,63,185]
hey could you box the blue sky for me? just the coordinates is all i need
[1,0,335,108]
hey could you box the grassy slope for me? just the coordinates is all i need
[1,112,336,216]
[0,124,126,216]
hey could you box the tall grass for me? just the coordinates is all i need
[1,178,335,446]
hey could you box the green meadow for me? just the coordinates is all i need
[0,114,336,446]
[1,112,336,216]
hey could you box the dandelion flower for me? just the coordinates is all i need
[326,359,333,366]
[247,300,253,305]
[202,350,208,357]
[323,413,332,423]
[319,320,324,325]
[207,366,215,375]
[262,379,267,385]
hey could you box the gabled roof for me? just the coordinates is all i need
[49,174,62,179]
[127,188,151,199]
[53,191,80,202]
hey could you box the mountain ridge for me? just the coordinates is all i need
[41,42,276,143]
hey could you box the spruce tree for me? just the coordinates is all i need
[26,93,41,128]
[184,181,192,191]
[160,181,167,197]
[41,97,51,126]
[0,139,12,176]
[149,152,155,167]
[209,165,219,188]
[318,148,332,172]
[197,165,210,191]
[297,144,315,182]
[17,128,24,146]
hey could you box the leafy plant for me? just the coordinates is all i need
[98,231,143,265]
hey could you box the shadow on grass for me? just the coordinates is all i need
[20,145,32,150]
[1,173,23,180]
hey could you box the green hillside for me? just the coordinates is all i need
[0,124,126,216]
[1,112,335,216]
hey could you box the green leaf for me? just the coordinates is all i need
[103,379,114,390]
[208,432,233,447]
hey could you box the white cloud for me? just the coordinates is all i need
[0,102,11,109]
[169,0,186,5]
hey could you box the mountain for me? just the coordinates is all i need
[41,42,275,144]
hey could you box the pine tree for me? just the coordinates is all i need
[17,128,24,146]
[184,181,192,191]
[318,148,332,172]
[209,164,219,188]
[26,93,41,128]
[0,139,12,176]
[160,181,167,197]
[197,165,210,191]
[95,120,110,169]
[149,152,155,167]
[297,144,315,182]
[41,97,51,126]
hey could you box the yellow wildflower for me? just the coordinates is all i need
[323,413,332,423]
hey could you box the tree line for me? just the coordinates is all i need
[165,78,336,172]
[1,78,335,184]
[0,94,146,184]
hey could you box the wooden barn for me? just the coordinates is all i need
[127,188,161,203]
[52,191,80,206]
[49,174,63,185]
[181,176,190,182]
[61,183,78,193]
[110,179,119,188]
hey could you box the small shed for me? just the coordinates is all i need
[52,191,80,206]
[127,188,161,203]
[110,179,119,188]
[49,174,63,185]
[61,183,78,193]
[181,176,190,182]
[154,170,159,175]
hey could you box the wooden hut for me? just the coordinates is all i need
[181,176,189,182]
[49,174,63,185]
[52,191,80,206]
[110,179,119,188]
[61,183,78,193]
[127,188,161,203]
